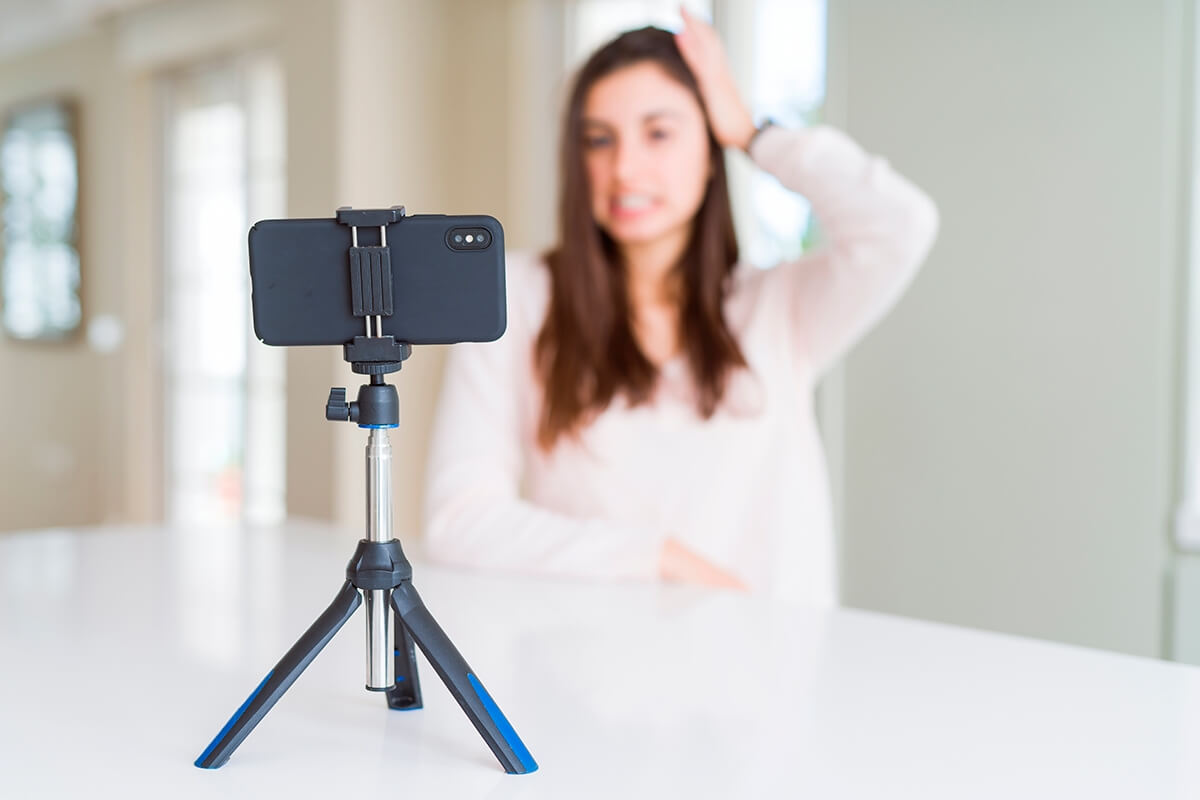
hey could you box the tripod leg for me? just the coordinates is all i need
[386,612,423,709]
[195,581,362,769]
[391,583,537,774]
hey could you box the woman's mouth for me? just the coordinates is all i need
[611,193,657,219]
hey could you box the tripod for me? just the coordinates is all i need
[195,210,536,774]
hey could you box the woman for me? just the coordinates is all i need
[422,11,938,606]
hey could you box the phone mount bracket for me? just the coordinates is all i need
[337,205,411,375]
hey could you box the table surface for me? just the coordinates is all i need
[2,521,1198,799]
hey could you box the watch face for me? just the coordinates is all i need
[748,119,776,151]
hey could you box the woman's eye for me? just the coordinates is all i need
[649,129,671,141]
[584,135,612,149]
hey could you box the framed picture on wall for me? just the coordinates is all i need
[0,98,81,341]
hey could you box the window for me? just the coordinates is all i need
[0,100,81,340]
[742,0,827,268]
[161,54,286,526]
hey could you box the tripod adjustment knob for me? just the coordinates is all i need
[326,388,351,421]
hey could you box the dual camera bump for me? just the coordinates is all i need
[447,227,491,251]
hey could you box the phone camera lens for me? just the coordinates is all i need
[454,234,464,243]
[478,232,489,245]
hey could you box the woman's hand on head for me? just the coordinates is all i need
[674,6,756,152]
[659,537,749,592]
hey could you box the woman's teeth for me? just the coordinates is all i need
[615,194,653,210]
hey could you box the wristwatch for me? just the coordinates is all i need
[745,118,777,153]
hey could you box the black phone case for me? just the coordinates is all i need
[248,214,506,346]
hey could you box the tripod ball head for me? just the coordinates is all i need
[326,381,400,427]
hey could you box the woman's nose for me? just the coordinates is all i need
[613,140,646,183]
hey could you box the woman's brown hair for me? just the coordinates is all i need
[535,26,746,450]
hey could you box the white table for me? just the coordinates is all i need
[1,521,1198,798]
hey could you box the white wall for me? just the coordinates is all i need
[829,0,1185,658]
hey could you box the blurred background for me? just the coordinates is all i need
[0,0,1193,665]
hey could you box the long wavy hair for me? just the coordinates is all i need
[535,26,746,450]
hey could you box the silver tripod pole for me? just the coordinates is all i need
[364,427,395,689]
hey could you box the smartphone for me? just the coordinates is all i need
[248,213,505,346]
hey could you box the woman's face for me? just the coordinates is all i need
[581,61,712,251]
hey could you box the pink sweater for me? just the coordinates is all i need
[422,124,939,606]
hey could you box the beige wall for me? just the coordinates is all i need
[0,29,124,530]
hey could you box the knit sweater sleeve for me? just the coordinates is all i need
[420,254,665,580]
[748,124,939,377]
